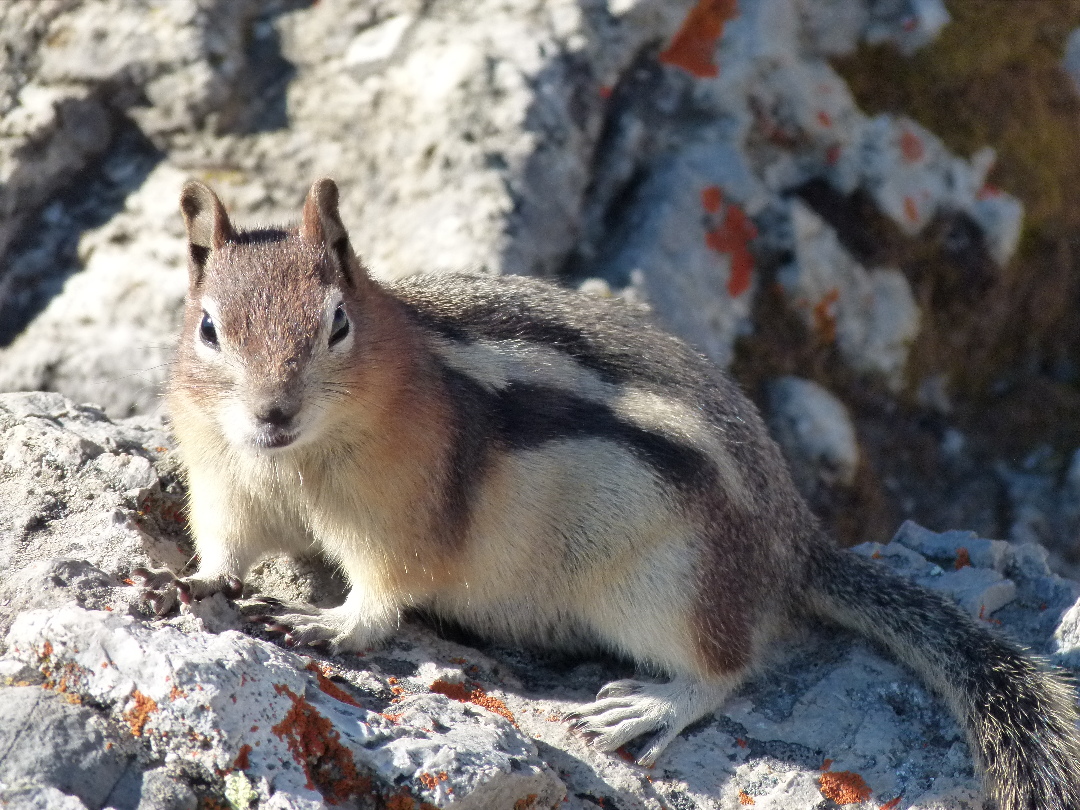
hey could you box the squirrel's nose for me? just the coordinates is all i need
[255,403,298,427]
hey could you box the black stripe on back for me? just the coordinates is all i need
[392,273,707,393]
[440,366,712,494]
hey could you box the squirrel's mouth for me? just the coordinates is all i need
[249,425,297,451]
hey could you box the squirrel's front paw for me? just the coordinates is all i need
[131,567,243,616]
[238,598,381,653]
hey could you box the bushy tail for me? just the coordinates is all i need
[802,542,1080,810]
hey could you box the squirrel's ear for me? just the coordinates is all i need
[179,181,234,285]
[300,178,363,288]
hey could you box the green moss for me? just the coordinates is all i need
[834,0,1080,233]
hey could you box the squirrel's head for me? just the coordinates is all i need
[173,178,368,455]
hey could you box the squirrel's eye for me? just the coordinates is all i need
[199,311,219,348]
[329,304,350,347]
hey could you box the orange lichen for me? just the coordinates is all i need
[514,795,540,810]
[819,771,873,805]
[899,129,925,162]
[826,144,841,165]
[44,660,82,694]
[658,0,739,78]
[306,662,363,708]
[817,110,833,128]
[821,758,833,771]
[704,202,758,297]
[429,679,517,726]
[738,790,756,805]
[233,744,252,771]
[418,772,448,790]
[903,196,920,224]
[169,685,186,701]
[615,746,636,763]
[701,185,724,213]
[598,85,613,99]
[385,789,440,810]
[735,738,748,748]
[879,797,902,810]
[954,547,971,569]
[124,690,158,737]
[271,684,371,804]
[812,288,841,343]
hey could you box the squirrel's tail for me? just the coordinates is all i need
[801,541,1080,810]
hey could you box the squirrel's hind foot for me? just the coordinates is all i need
[568,675,736,767]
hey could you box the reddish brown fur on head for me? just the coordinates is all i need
[171,179,381,453]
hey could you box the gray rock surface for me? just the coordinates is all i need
[1066,27,1080,97]
[778,199,919,389]
[0,686,134,809]
[997,449,1080,581]
[1,392,1078,808]
[0,0,1023,417]
[0,0,255,262]
[766,375,860,490]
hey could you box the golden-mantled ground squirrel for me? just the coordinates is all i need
[137,178,1080,810]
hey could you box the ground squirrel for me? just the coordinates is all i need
[136,178,1080,810]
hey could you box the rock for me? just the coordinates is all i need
[592,143,767,368]
[1055,596,1080,669]
[766,376,860,490]
[0,0,1029,413]
[1,606,565,809]
[864,0,950,55]
[0,383,1078,808]
[136,768,198,810]
[1065,27,1080,97]
[855,519,1068,620]
[997,450,1080,581]
[0,785,90,810]
[0,163,190,417]
[0,391,184,594]
[836,115,1022,266]
[892,519,1013,572]
[0,0,256,263]
[778,199,919,388]
[0,685,133,809]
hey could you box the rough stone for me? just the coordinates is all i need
[1065,27,1080,97]
[893,519,1014,572]
[778,199,919,388]
[0,392,183,588]
[0,0,256,263]
[0,393,1077,809]
[592,143,767,368]
[0,686,132,809]
[2,606,565,809]
[0,163,190,418]
[0,0,1029,419]
[0,785,90,810]
[766,375,860,490]
[997,451,1080,581]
